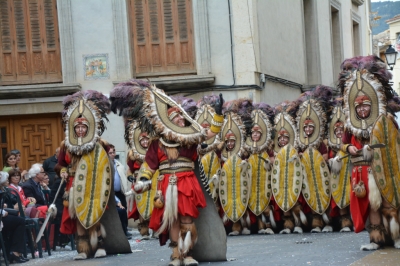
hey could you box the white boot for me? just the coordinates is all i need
[311,227,321,233]
[183,257,199,266]
[360,242,380,251]
[264,228,274,235]
[293,226,303,234]
[73,253,87,260]
[279,228,291,234]
[241,227,251,235]
[229,230,240,236]
[168,258,182,266]
[322,225,333,233]
[340,226,351,232]
[94,248,106,258]
[394,238,400,249]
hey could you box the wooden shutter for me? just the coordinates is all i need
[129,0,195,76]
[0,0,61,85]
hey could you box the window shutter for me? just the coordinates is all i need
[130,0,195,76]
[0,0,61,85]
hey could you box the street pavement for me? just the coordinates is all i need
[17,230,399,266]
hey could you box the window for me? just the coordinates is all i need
[128,0,196,77]
[330,5,342,81]
[0,0,61,85]
[352,20,360,57]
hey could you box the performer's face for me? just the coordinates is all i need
[140,137,149,148]
[304,125,314,137]
[278,136,289,147]
[334,127,344,139]
[251,131,261,142]
[226,139,236,151]
[74,124,88,138]
[172,113,185,127]
[356,104,371,119]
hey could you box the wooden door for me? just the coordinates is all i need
[0,121,10,168]
[0,113,63,171]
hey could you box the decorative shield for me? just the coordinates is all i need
[271,144,302,212]
[330,150,351,209]
[219,154,250,222]
[301,147,331,214]
[201,151,221,202]
[74,143,112,229]
[135,166,159,220]
[248,152,272,216]
[328,105,345,151]
[370,115,400,209]
[273,112,297,154]
[245,109,273,154]
[220,112,247,161]
[295,99,326,151]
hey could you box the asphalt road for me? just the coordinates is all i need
[16,230,398,266]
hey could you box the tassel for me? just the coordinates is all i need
[261,214,266,224]
[322,213,330,224]
[390,217,400,241]
[68,187,75,219]
[269,209,276,229]
[183,231,192,255]
[368,169,382,211]
[90,229,98,249]
[292,211,300,226]
[157,176,178,234]
[382,215,389,233]
[330,157,342,175]
[363,145,374,162]
[246,213,251,228]
[100,224,106,238]
[299,210,308,226]
[178,232,184,256]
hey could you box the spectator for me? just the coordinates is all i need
[21,164,48,217]
[115,195,130,239]
[43,147,60,188]
[10,150,28,180]
[2,152,17,173]
[0,171,29,263]
[107,145,129,209]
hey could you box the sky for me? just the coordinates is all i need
[371,0,400,2]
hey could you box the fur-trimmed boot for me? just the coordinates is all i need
[168,241,181,266]
[138,220,150,240]
[229,221,241,236]
[381,206,400,245]
[339,214,353,232]
[74,235,90,260]
[179,223,198,266]
[279,215,294,234]
[361,224,386,251]
[311,214,323,233]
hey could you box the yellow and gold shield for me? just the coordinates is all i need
[371,115,400,209]
[74,143,112,229]
[219,155,250,222]
[301,147,331,214]
[248,152,272,216]
[201,151,221,202]
[271,144,302,212]
[135,167,159,220]
[330,150,351,209]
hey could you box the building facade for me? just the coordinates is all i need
[0,0,371,168]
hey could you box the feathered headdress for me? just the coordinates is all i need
[170,95,198,119]
[197,95,220,109]
[338,55,394,138]
[62,90,110,155]
[110,79,206,146]
[223,98,254,135]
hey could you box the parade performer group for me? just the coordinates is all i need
[49,54,400,264]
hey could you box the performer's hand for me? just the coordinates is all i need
[200,143,208,149]
[60,172,68,179]
[127,175,135,183]
[348,145,358,156]
[48,203,57,217]
[134,179,152,193]
[214,93,225,115]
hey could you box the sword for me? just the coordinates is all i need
[36,177,65,243]
[337,143,386,161]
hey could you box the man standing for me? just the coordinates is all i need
[107,145,129,209]
[43,147,60,188]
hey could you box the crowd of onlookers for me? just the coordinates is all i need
[1,146,133,263]
[1,148,62,264]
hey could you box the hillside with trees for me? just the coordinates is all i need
[371,1,400,35]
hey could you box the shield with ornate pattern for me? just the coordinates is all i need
[248,152,272,216]
[201,151,221,202]
[135,164,159,220]
[330,150,351,209]
[219,154,250,222]
[74,142,112,229]
[370,115,400,209]
[301,147,331,215]
[271,144,302,212]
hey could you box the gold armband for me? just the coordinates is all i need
[210,114,224,133]
[138,162,154,180]
[341,144,350,153]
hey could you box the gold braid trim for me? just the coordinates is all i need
[210,114,224,133]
